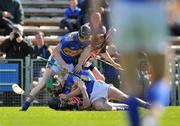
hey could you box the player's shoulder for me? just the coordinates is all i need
[61,32,78,42]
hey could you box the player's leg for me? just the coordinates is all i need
[29,68,55,101]
[107,84,150,108]
[92,98,128,111]
[21,68,55,111]
[142,54,171,126]
[92,98,113,111]
[107,101,129,110]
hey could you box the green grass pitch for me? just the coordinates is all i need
[0,106,180,126]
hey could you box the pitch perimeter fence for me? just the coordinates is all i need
[0,56,179,106]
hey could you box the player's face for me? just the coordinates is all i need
[90,12,101,28]
[79,34,92,42]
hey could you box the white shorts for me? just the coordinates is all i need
[111,1,169,54]
[47,56,74,74]
[90,81,110,103]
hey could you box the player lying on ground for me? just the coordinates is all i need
[45,74,84,110]
[47,69,151,111]
[20,25,92,111]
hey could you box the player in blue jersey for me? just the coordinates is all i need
[48,69,151,111]
[46,74,84,110]
[20,25,92,111]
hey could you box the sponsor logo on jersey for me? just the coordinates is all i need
[63,48,82,56]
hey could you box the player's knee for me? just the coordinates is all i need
[36,81,46,90]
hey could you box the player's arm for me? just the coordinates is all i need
[100,51,123,70]
[66,87,81,99]
[52,43,68,71]
[74,45,92,72]
[59,83,81,100]
[77,79,91,109]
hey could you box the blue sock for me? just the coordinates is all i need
[20,101,30,111]
[127,97,140,126]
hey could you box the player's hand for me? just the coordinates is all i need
[112,62,124,71]
[59,93,68,101]
[74,63,82,73]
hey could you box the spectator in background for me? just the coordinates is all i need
[167,1,180,36]
[0,0,24,35]
[77,0,89,26]
[88,12,106,36]
[33,31,50,59]
[89,0,109,29]
[59,0,81,32]
[77,0,109,28]
[0,24,33,106]
[0,24,33,60]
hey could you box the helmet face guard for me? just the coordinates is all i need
[45,77,63,96]
[79,25,91,40]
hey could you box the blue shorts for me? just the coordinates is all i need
[147,80,170,106]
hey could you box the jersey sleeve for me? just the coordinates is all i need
[59,33,71,47]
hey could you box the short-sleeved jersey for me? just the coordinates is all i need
[59,32,89,64]
[63,75,77,95]
[63,69,95,97]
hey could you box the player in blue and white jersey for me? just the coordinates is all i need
[20,25,92,111]
[49,68,151,111]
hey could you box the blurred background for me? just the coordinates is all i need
[0,0,180,108]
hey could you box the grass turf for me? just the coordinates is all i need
[0,106,179,126]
